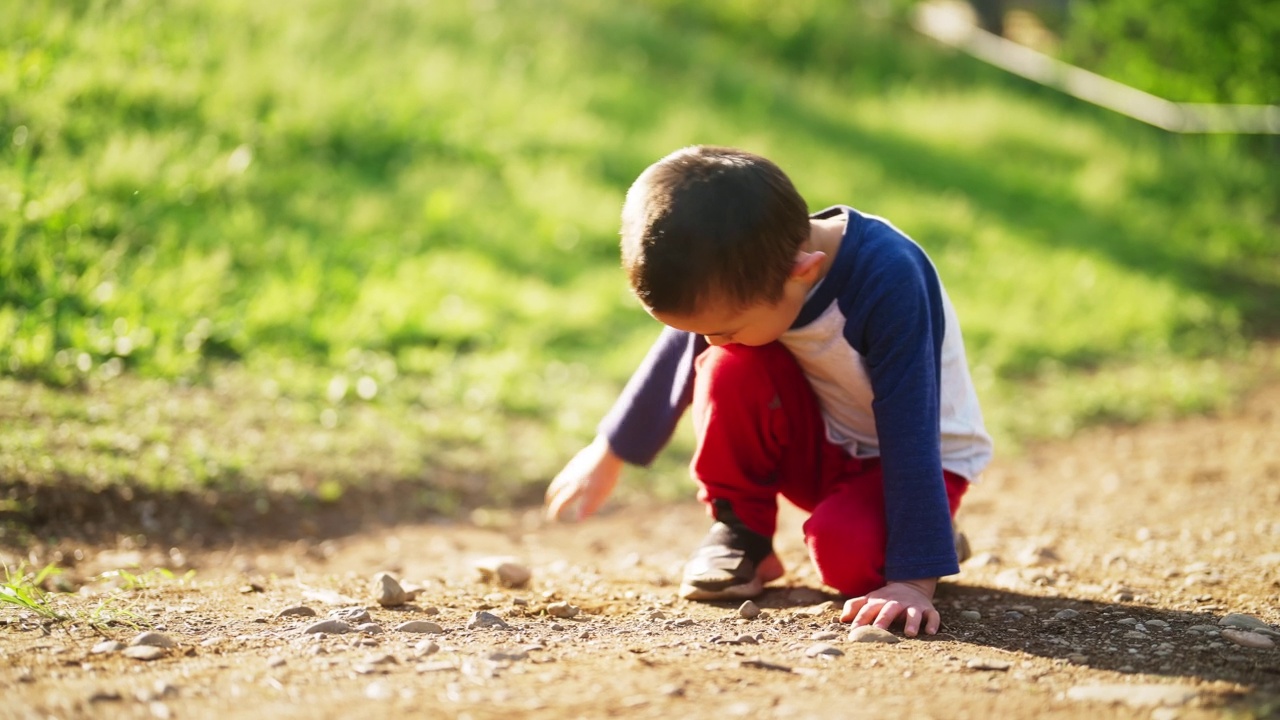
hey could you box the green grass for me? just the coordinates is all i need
[1,563,66,620]
[1,0,1277,517]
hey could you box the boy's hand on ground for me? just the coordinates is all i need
[544,436,623,522]
[840,578,940,637]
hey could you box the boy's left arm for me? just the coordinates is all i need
[842,230,959,636]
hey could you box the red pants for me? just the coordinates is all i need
[690,342,968,597]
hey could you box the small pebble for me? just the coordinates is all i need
[373,573,407,608]
[811,631,840,641]
[1004,611,1024,621]
[275,606,316,619]
[848,626,900,644]
[467,611,509,630]
[805,643,844,658]
[546,602,580,619]
[130,632,176,649]
[966,658,1011,671]
[395,621,444,634]
[670,617,695,627]
[734,634,759,645]
[549,623,566,631]
[414,640,440,657]
[488,648,529,662]
[302,619,353,635]
[91,641,125,655]
[959,610,982,622]
[1221,629,1275,649]
[796,601,836,617]
[328,607,371,624]
[123,646,165,661]
[474,557,532,589]
[267,656,286,668]
[1053,609,1080,621]
[355,623,384,634]
[1218,613,1271,633]
[1146,619,1169,629]
[738,601,761,620]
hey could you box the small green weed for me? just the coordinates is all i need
[101,567,196,591]
[0,563,67,621]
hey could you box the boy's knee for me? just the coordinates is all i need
[696,342,797,389]
[803,503,884,597]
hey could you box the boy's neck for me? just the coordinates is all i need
[804,215,847,283]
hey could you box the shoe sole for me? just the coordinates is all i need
[678,576,763,601]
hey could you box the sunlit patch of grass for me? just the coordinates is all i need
[0,0,1276,512]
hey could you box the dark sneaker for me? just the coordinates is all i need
[954,523,972,564]
[679,500,774,601]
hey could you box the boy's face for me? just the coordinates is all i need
[651,283,807,348]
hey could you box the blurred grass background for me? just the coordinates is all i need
[2,0,1277,539]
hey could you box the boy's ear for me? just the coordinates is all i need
[790,250,826,281]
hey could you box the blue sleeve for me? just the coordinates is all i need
[597,327,707,466]
[842,231,958,581]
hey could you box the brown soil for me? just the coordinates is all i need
[3,386,1279,719]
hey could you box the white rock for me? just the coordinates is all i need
[466,611,509,630]
[130,632,176,649]
[795,601,836,617]
[848,626,900,644]
[373,573,407,607]
[1218,613,1271,632]
[805,643,844,657]
[738,600,761,620]
[123,646,165,661]
[1221,629,1275,649]
[474,557,531,588]
[546,602,580,619]
[1064,684,1197,708]
[328,607,371,624]
[395,621,444,634]
[414,640,440,657]
[275,606,316,618]
[1018,545,1060,567]
[302,619,353,635]
[91,640,125,654]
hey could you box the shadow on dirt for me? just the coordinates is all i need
[932,585,1280,685]
[709,582,1279,713]
[0,475,546,551]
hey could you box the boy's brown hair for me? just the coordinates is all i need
[620,146,810,316]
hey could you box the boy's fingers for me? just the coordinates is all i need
[853,600,881,627]
[925,609,942,635]
[841,597,868,623]
[873,601,902,630]
[902,606,922,637]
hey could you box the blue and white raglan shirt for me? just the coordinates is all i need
[598,206,994,582]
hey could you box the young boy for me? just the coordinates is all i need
[545,146,993,637]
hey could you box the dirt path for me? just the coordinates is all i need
[3,386,1279,719]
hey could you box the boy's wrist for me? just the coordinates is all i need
[891,577,938,598]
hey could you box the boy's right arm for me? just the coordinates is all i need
[544,435,624,521]
[544,327,705,521]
